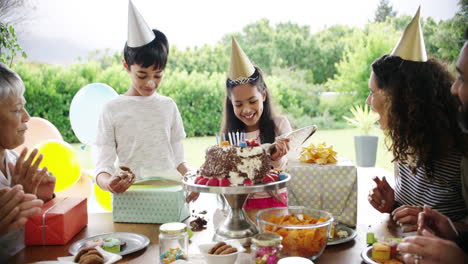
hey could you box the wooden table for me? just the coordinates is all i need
[9,167,403,264]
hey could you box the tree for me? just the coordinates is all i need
[374,0,397,22]
[0,23,26,66]
[0,0,31,66]
[426,0,468,63]
[328,23,399,104]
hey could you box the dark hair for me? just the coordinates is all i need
[221,66,277,143]
[371,54,462,177]
[123,29,169,69]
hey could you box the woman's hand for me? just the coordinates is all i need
[107,166,136,193]
[392,205,423,232]
[270,138,290,161]
[368,176,395,213]
[0,185,43,236]
[35,172,56,202]
[398,230,467,264]
[9,148,49,195]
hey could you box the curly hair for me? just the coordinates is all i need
[221,66,277,143]
[371,54,462,178]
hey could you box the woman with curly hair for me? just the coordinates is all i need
[367,8,468,232]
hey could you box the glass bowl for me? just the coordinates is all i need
[256,206,333,260]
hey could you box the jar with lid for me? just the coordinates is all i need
[159,222,188,263]
[251,233,283,264]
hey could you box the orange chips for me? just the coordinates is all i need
[264,213,329,258]
[299,142,337,165]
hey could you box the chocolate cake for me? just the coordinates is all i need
[197,145,271,186]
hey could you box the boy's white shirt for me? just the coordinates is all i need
[94,93,186,180]
[245,115,292,199]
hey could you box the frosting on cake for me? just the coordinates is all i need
[198,145,271,185]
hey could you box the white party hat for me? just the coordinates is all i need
[127,0,155,48]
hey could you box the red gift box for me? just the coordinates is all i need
[25,197,88,245]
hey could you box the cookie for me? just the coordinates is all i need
[214,244,232,255]
[74,246,104,264]
[220,247,237,255]
[208,241,226,254]
[74,247,96,262]
[79,254,104,264]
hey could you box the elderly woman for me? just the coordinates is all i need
[0,63,56,261]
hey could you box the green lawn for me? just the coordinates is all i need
[72,128,394,174]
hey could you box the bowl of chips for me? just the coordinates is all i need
[256,206,333,261]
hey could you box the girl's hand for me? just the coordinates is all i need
[107,166,136,193]
[368,176,395,213]
[270,138,290,161]
[10,148,49,195]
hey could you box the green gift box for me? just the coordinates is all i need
[286,158,357,227]
[112,185,189,224]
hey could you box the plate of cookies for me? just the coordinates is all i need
[198,240,245,264]
[59,246,122,264]
[69,232,150,256]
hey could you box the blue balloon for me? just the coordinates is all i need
[70,83,118,144]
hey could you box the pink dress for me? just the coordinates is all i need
[243,115,292,209]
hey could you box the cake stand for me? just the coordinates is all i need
[183,174,290,246]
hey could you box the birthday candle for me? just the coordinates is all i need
[236,131,240,146]
[231,132,236,146]
[228,132,233,145]
[215,132,219,146]
[222,133,226,142]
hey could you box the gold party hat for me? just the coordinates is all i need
[390,6,427,62]
[127,0,155,48]
[229,37,255,81]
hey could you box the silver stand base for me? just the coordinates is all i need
[213,194,258,246]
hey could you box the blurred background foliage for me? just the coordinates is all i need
[2,0,467,142]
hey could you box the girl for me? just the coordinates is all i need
[221,38,291,219]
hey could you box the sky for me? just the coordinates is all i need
[15,0,461,64]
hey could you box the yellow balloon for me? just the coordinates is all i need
[35,140,81,192]
[56,173,92,198]
[94,183,112,212]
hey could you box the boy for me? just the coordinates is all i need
[94,1,191,193]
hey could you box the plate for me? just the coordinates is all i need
[69,232,150,256]
[361,246,378,264]
[327,224,357,245]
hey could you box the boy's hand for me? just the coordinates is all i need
[186,192,200,203]
[270,138,290,161]
[368,176,395,213]
[9,148,49,195]
[108,166,136,193]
